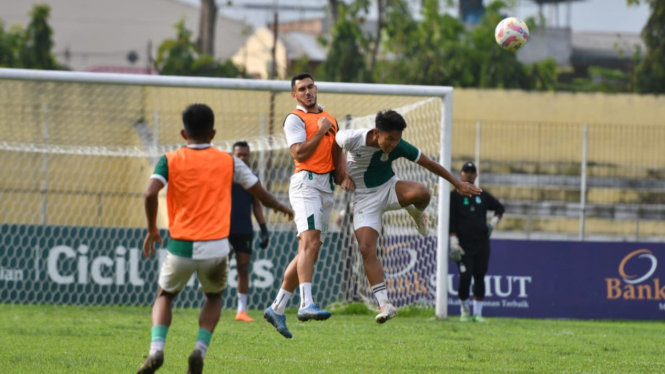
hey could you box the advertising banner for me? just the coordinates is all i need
[2,224,663,319]
[0,224,343,309]
[380,237,665,319]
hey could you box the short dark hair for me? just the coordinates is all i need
[375,110,407,132]
[291,72,314,90]
[233,141,250,151]
[182,104,214,140]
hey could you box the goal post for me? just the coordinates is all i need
[0,68,452,318]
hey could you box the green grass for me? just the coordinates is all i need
[1,303,664,373]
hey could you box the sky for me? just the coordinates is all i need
[178,0,650,34]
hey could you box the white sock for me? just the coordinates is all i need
[460,299,470,314]
[270,289,292,315]
[195,340,209,358]
[473,299,484,316]
[371,283,389,307]
[299,282,313,309]
[237,293,248,313]
[149,341,164,355]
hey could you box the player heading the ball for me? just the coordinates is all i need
[336,110,481,323]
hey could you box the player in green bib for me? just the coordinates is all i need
[335,110,481,323]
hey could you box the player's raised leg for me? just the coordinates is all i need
[395,180,432,236]
[355,227,397,323]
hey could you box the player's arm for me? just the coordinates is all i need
[486,192,505,236]
[143,177,165,258]
[416,154,481,197]
[252,195,270,249]
[247,182,293,220]
[333,129,355,190]
[287,115,331,162]
[332,141,355,190]
[487,192,505,219]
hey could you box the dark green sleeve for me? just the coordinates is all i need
[395,139,421,162]
[153,155,168,181]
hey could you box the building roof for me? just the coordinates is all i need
[280,32,328,62]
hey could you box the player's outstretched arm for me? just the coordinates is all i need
[247,182,294,221]
[416,154,482,197]
[143,179,165,258]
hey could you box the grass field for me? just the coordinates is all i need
[1,303,663,374]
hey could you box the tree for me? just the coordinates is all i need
[468,1,530,89]
[630,0,665,93]
[328,0,341,27]
[198,0,218,56]
[558,67,633,93]
[156,18,243,77]
[368,0,389,75]
[378,0,558,90]
[320,4,372,83]
[379,0,477,86]
[0,4,60,70]
[0,22,22,67]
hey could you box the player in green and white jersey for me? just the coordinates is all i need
[335,110,481,323]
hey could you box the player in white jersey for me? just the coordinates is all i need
[336,110,482,323]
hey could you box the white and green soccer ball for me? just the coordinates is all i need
[494,17,530,51]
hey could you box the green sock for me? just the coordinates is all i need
[195,328,212,358]
[150,325,168,354]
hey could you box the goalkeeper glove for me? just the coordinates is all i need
[487,216,500,238]
[449,236,465,262]
[259,223,269,249]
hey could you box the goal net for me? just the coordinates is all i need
[0,69,452,316]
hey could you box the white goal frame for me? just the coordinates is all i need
[0,68,453,320]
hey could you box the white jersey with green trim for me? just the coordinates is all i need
[335,129,421,192]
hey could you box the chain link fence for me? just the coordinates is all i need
[452,120,665,242]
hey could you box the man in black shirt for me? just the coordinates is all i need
[230,141,270,322]
[449,162,504,322]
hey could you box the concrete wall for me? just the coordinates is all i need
[454,88,665,126]
[231,28,288,79]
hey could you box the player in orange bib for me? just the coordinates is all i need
[264,73,353,339]
[137,104,293,374]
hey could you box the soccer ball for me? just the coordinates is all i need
[494,17,530,51]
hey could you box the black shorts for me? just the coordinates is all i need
[229,233,253,255]
[458,242,490,276]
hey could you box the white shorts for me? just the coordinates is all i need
[289,170,335,237]
[353,176,403,233]
[158,252,228,294]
